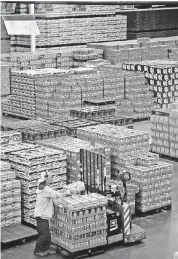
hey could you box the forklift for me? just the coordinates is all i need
[79,149,146,245]
[51,150,146,257]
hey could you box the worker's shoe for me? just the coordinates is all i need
[34,251,49,257]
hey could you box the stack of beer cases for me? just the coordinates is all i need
[1,62,11,95]
[2,64,158,120]
[2,68,73,119]
[35,136,111,186]
[34,4,134,15]
[169,104,178,158]
[50,193,108,253]
[1,118,49,131]
[70,106,116,120]
[1,161,21,228]
[0,48,94,95]
[1,142,36,161]
[54,120,98,137]
[150,110,170,156]
[73,48,103,68]
[20,14,127,48]
[20,125,67,142]
[124,155,173,212]
[151,102,178,158]
[77,124,150,165]
[88,36,178,63]
[0,119,66,142]
[124,71,156,119]
[8,146,67,226]
[35,4,117,16]
[0,126,37,161]
[77,124,173,212]
[11,12,126,51]
[1,131,22,146]
[14,2,28,13]
[122,60,178,108]
[97,63,158,119]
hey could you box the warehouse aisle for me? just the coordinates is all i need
[1,122,178,259]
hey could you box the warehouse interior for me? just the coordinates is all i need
[1,2,178,259]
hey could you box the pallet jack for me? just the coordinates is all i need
[51,157,146,257]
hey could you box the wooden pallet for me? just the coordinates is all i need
[53,244,106,259]
[83,98,116,106]
[2,112,31,120]
[133,117,150,123]
[1,223,37,249]
[135,204,172,217]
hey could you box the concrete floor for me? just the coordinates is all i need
[1,121,178,259]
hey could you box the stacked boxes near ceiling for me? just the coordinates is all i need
[51,193,108,252]
[1,161,21,228]
[0,2,16,14]
[8,3,134,15]
[11,6,127,51]
[120,8,178,39]
[88,36,178,64]
[122,60,178,108]
[35,136,111,186]
[151,102,178,158]
[8,146,67,226]
[14,2,29,13]
[35,4,118,15]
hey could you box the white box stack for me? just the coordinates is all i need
[151,102,178,158]
[8,146,67,226]
[1,161,21,228]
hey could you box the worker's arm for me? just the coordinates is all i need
[43,186,70,199]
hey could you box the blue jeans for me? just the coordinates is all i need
[34,217,51,253]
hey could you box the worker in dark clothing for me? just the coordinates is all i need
[34,172,71,257]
